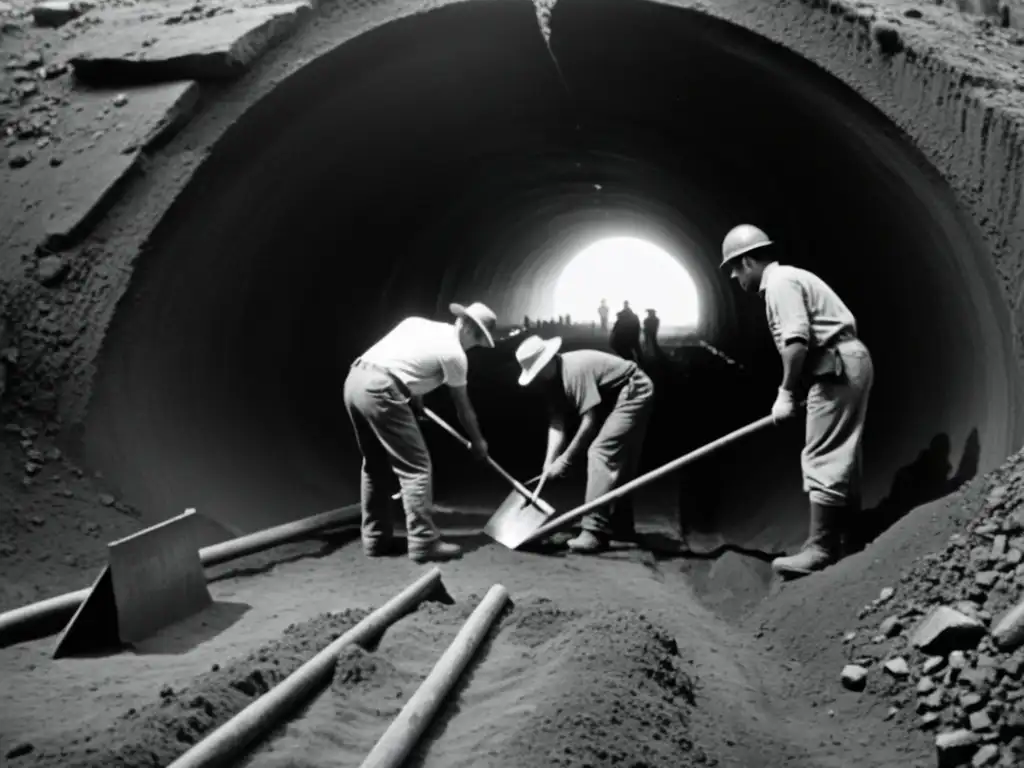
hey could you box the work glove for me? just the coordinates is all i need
[771,387,798,424]
[546,454,572,478]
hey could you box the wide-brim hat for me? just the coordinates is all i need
[720,224,773,271]
[516,335,562,387]
[450,302,496,348]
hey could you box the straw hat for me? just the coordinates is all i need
[450,302,497,348]
[515,335,562,386]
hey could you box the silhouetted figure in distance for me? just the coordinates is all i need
[598,299,609,331]
[610,301,643,362]
[643,309,661,357]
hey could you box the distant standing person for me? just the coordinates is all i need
[610,301,642,361]
[344,302,498,563]
[598,299,610,331]
[721,224,874,579]
[642,309,661,356]
[514,335,655,554]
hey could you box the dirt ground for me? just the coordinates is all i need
[3,0,1024,766]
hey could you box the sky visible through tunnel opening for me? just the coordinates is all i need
[552,236,701,329]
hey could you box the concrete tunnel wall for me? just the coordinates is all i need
[80,0,1022,546]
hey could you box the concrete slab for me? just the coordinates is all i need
[0,80,198,252]
[67,2,314,85]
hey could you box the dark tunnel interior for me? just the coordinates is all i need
[83,0,1021,552]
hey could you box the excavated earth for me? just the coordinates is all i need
[3,0,1024,766]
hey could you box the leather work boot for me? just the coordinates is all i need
[771,502,843,579]
[363,538,400,558]
[408,540,463,563]
[567,530,610,554]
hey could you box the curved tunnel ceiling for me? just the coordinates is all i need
[82,0,1020,546]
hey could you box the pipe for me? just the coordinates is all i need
[0,503,361,648]
[168,567,444,768]
[358,583,511,768]
[520,414,776,545]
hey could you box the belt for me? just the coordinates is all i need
[352,358,413,399]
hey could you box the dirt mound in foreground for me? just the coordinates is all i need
[11,608,372,768]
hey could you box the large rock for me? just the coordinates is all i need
[67,2,314,85]
[910,606,987,657]
[0,81,199,253]
[992,595,1024,652]
[935,729,980,768]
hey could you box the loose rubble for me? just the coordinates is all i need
[837,451,1024,767]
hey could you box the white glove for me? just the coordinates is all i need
[771,388,797,423]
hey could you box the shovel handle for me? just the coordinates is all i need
[421,408,549,512]
[520,414,776,545]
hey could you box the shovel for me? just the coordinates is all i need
[482,470,557,549]
[512,414,776,550]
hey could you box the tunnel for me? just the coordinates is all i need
[80,0,1021,554]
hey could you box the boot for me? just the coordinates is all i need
[408,539,463,563]
[771,502,843,579]
[567,530,610,554]
[363,537,401,558]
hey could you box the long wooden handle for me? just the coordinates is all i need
[421,408,548,510]
[520,414,776,545]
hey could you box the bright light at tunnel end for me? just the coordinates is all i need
[553,237,701,328]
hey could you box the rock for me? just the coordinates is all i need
[31,0,93,27]
[960,692,986,712]
[881,616,903,638]
[67,2,314,85]
[992,535,1008,559]
[924,656,947,675]
[99,493,115,506]
[0,81,200,252]
[884,657,910,678]
[5,742,33,759]
[841,664,868,691]
[921,712,942,729]
[950,651,968,670]
[993,597,1024,652]
[879,586,895,603]
[911,606,987,656]
[936,729,980,767]
[918,677,937,695]
[36,255,68,286]
[976,571,999,588]
[8,150,31,169]
[969,710,993,732]
[971,744,999,766]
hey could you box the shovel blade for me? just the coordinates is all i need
[483,488,555,550]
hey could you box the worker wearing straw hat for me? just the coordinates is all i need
[515,335,655,553]
[344,302,498,563]
[721,224,874,579]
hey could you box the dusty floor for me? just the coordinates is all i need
[3,0,1024,766]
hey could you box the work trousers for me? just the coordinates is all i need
[342,362,440,549]
[803,340,874,507]
[581,370,656,535]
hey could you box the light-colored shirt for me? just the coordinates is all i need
[361,317,468,397]
[759,262,857,353]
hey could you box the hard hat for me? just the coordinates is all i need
[720,224,773,270]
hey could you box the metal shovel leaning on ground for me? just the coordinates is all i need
[487,413,778,551]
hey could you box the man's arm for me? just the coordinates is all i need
[779,340,808,391]
[557,409,602,465]
[448,385,487,446]
[768,276,811,393]
[544,417,567,466]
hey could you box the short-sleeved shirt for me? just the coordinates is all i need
[546,349,637,424]
[360,317,468,397]
[759,262,857,353]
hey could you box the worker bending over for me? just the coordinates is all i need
[515,335,655,554]
[722,224,874,578]
[344,302,497,563]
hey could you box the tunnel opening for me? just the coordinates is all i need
[82,0,1019,564]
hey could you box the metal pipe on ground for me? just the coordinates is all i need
[0,503,361,648]
[167,567,444,768]
[519,414,777,546]
[358,583,511,768]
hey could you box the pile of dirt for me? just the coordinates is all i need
[7,608,371,767]
[491,608,711,768]
[831,448,1024,766]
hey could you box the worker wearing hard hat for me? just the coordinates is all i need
[721,225,874,578]
[514,335,655,553]
[344,302,498,563]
